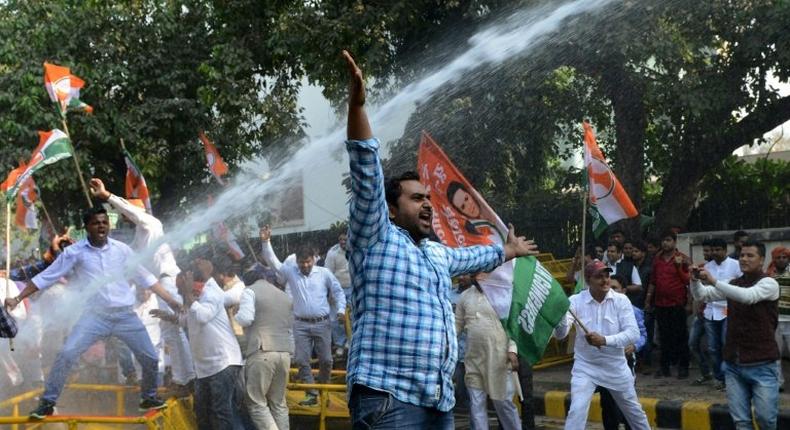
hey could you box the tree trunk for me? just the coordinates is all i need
[653,159,707,234]
[600,59,647,240]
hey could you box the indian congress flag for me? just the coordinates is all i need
[583,121,638,237]
[418,132,569,365]
[5,129,73,201]
[505,257,570,365]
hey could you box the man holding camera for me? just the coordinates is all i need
[691,240,780,430]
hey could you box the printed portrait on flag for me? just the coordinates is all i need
[417,132,506,249]
[417,132,514,316]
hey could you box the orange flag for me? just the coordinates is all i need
[199,131,228,185]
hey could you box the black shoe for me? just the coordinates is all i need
[691,374,712,385]
[677,368,689,380]
[299,394,318,406]
[139,397,167,412]
[29,399,55,419]
[654,369,669,378]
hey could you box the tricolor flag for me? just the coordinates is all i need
[417,132,569,365]
[1,164,27,197]
[583,121,638,238]
[15,176,38,230]
[4,130,74,201]
[199,131,228,185]
[124,149,152,214]
[43,62,93,116]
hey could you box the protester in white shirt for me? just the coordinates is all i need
[90,178,196,390]
[553,260,650,430]
[213,256,246,343]
[260,225,345,406]
[0,276,26,388]
[165,258,243,430]
[6,207,180,418]
[701,238,741,389]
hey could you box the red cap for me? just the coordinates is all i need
[584,260,612,280]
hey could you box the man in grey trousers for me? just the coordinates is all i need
[259,226,345,406]
[236,269,294,429]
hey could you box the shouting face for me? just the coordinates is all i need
[389,180,433,242]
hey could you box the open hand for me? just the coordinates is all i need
[504,223,539,260]
[342,50,365,107]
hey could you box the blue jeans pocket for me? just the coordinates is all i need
[351,386,392,429]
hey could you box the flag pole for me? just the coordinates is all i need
[581,186,587,261]
[5,201,14,351]
[37,197,57,235]
[59,119,93,208]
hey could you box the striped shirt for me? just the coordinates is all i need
[345,137,504,411]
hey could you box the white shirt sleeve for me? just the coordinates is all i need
[713,277,779,304]
[553,309,573,340]
[107,194,158,230]
[604,298,640,348]
[189,288,223,324]
[31,247,79,291]
[235,288,255,328]
[631,266,642,286]
[328,272,346,312]
[260,241,284,273]
[223,281,245,307]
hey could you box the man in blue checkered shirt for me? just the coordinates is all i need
[341,51,540,429]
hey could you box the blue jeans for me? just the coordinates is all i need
[703,318,727,381]
[688,316,710,377]
[723,361,779,430]
[349,385,453,430]
[43,308,159,402]
[194,365,243,430]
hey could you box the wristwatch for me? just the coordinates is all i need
[9,296,21,306]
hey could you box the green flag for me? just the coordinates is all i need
[503,256,570,365]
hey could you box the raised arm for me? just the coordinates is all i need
[90,178,155,228]
[342,51,389,250]
[259,226,284,273]
[694,268,779,305]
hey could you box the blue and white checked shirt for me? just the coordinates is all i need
[346,138,504,411]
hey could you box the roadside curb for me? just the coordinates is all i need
[535,390,790,429]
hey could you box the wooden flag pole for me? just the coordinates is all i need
[60,119,93,208]
[37,197,57,235]
[581,188,587,262]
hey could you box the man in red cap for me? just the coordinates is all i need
[553,260,650,430]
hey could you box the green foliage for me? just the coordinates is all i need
[687,157,790,231]
[0,0,304,224]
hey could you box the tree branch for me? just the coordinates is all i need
[717,94,790,155]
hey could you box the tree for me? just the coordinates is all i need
[0,1,304,224]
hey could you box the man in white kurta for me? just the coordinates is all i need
[553,260,650,430]
[456,282,521,430]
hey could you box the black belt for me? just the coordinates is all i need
[295,314,329,323]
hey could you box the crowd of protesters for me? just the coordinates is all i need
[0,51,787,430]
